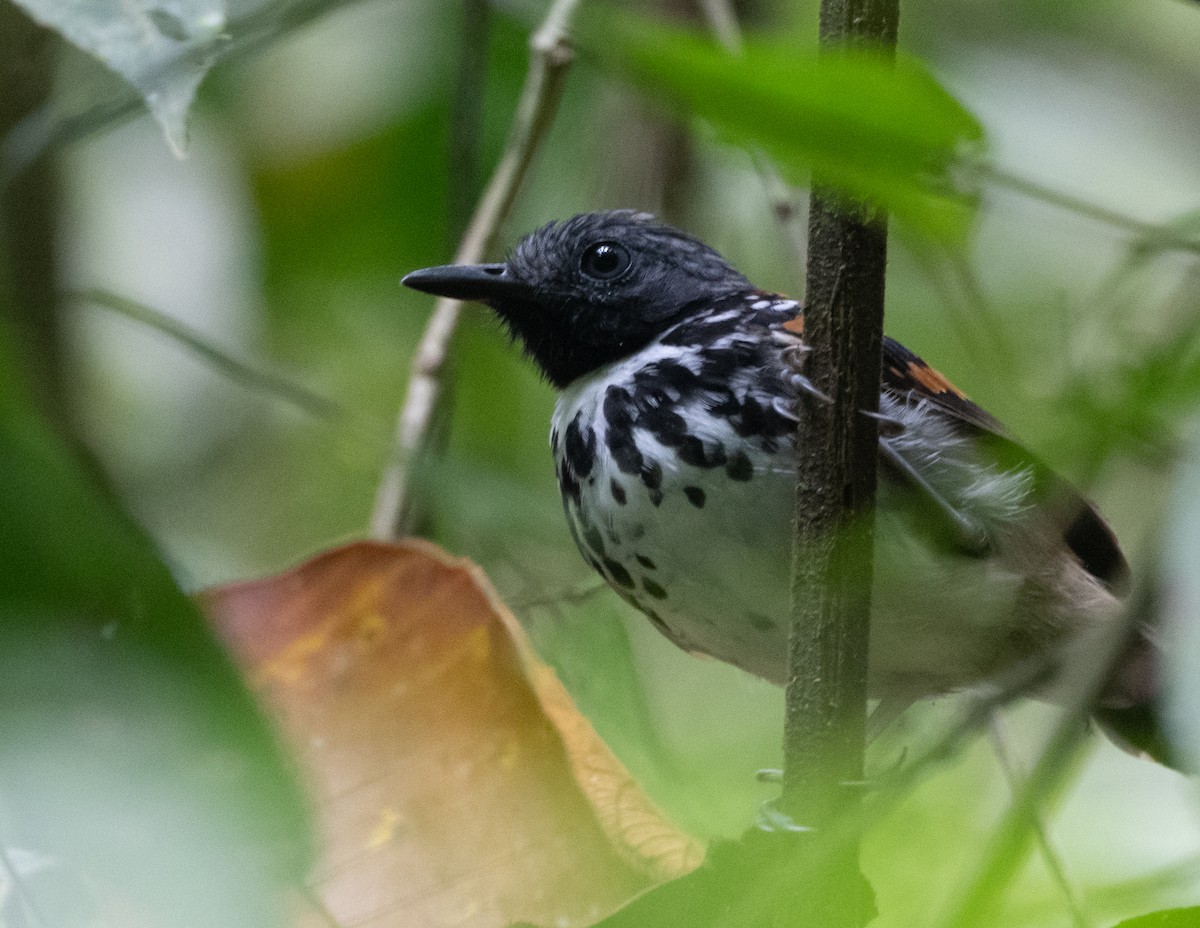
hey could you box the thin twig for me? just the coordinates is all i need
[932,588,1152,928]
[70,288,352,424]
[698,0,743,52]
[973,160,1200,257]
[988,711,1093,928]
[447,0,491,251]
[370,0,582,541]
[704,655,1062,928]
[510,579,609,611]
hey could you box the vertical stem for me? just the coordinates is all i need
[447,0,490,250]
[782,0,897,924]
[370,0,581,540]
[0,6,63,428]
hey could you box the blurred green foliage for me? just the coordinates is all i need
[581,7,984,240]
[0,317,311,925]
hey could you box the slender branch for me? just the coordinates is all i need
[447,0,491,251]
[70,288,352,425]
[972,160,1200,257]
[370,0,581,541]
[781,1,897,925]
[713,654,1062,928]
[932,588,1153,928]
[698,0,743,52]
[510,579,608,611]
[0,3,63,428]
[988,711,1092,928]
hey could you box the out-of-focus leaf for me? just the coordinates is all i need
[252,102,449,325]
[1112,906,1200,927]
[9,0,227,154]
[203,540,702,928]
[1131,206,1200,258]
[1159,422,1200,774]
[580,10,984,242]
[591,828,872,928]
[0,321,312,927]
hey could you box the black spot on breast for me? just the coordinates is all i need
[643,578,668,599]
[604,558,635,589]
[640,460,662,490]
[649,488,664,506]
[747,612,776,632]
[731,398,767,437]
[559,468,581,504]
[610,479,627,505]
[564,414,596,478]
[604,387,644,475]
[706,391,740,418]
[660,307,746,348]
[731,396,795,441]
[582,523,606,559]
[550,428,560,455]
[636,554,656,570]
[679,436,726,469]
[684,486,706,508]
[726,450,753,481]
[639,360,700,394]
[641,406,688,447]
[698,346,747,381]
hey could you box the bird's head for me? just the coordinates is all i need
[402,210,751,387]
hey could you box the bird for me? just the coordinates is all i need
[403,209,1159,754]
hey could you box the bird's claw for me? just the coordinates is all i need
[861,409,906,438]
[756,798,816,834]
[787,372,832,405]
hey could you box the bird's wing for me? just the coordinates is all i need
[880,337,1129,594]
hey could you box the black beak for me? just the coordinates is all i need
[401,263,533,303]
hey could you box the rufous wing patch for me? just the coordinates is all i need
[906,359,965,398]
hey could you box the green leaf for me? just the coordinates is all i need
[1112,906,1200,928]
[0,319,312,926]
[591,828,873,927]
[8,0,227,155]
[581,10,984,242]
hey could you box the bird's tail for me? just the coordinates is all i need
[1093,617,1173,765]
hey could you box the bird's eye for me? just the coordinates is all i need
[580,241,632,281]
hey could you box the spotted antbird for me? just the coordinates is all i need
[404,210,1161,757]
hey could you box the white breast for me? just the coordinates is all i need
[548,338,1104,697]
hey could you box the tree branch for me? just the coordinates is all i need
[0,4,63,428]
[370,0,582,541]
[781,0,898,924]
[931,587,1154,928]
[447,0,490,251]
[988,711,1093,928]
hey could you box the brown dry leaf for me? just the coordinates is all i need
[202,539,703,928]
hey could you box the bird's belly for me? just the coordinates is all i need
[561,445,1032,696]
